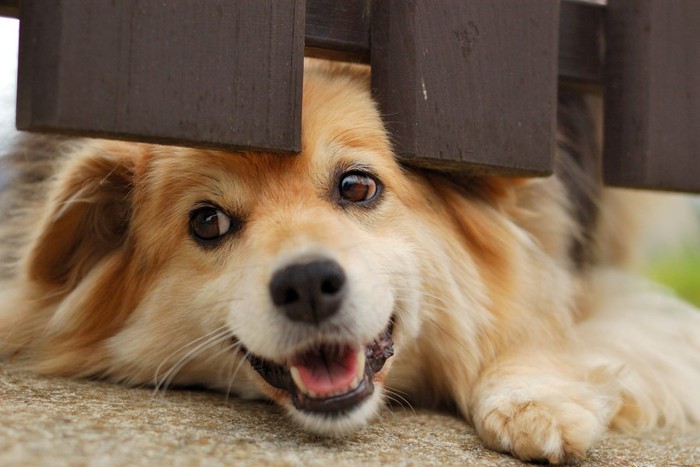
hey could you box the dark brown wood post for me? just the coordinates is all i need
[558,1,604,85]
[305,0,370,63]
[604,0,700,191]
[370,0,560,176]
[0,0,19,18]
[16,0,305,153]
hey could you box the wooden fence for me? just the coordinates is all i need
[1,0,698,192]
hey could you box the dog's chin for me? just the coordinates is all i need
[239,320,395,435]
[285,384,386,435]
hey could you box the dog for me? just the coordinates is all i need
[1,61,699,463]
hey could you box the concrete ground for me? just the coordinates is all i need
[1,364,698,466]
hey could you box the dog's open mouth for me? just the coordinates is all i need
[243,322,394,414]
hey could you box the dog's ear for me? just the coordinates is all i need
[26,142,139,288]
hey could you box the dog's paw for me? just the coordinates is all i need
[472,385,609,464]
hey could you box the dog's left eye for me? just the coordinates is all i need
[189,206,232,241]
[339,172,380,204]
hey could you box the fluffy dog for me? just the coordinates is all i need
[1,62,699,463]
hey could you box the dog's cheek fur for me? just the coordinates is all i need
[1,141,151,377]
[91,152,256,390]
[101,268,260,394]
[385,174,578,410]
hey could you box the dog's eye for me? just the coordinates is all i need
[189,206,232,241]
[339,172,379,204]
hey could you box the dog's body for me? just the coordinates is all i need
[1,62,699,463]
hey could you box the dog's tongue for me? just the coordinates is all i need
[290,344,362,396]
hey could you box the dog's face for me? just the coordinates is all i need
[127,110,422,432]
[19,64,436,433]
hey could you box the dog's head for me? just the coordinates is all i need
[12,62,575,434]
[16,63,438,433]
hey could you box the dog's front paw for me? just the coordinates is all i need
[471,382,610,464]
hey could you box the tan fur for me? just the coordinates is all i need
[1,61,699,463]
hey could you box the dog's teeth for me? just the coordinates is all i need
[290,366,309,395]
[356,349,366,380]
[291,366,321,397]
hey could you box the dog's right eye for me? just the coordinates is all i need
[339,171,381,205]
[189,206,233,242]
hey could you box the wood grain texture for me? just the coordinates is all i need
[16,0,304,153]
[11,0,601,164]
[7,0,605,86]
[559,1,604,85]
[371,0,560,175]
[604,0,700,191]
[305,0,370,62]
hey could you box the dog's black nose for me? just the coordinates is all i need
[269,260,346,325]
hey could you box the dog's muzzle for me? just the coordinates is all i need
[241,259,395,414]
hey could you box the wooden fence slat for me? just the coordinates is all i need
[305,0,369,63]
[604,0,700,191]
[13,0,698,191]
[6,1,606,88]
[370,0,560,175]
[5,0,605,84]
[9,1,602,159]
[16,0,304,153]
[558,1,604,85]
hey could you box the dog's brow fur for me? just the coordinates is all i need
[1,60,699,464]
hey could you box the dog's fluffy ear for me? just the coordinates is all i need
[26,142,138,288]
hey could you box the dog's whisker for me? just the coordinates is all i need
[153,325,231,394]
[383,387,416,415]
[157,331,232,395]
[383,385,411,398]
[384,396,413,415]
[225,346,250,402]
[203,339,245,387]
[200,335,243,399]
[161,330,230,390]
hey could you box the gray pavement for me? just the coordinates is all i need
[1,365,698,466]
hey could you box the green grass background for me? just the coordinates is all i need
[645,246,700,307]
[641,200,700,307]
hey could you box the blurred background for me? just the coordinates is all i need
[0,16,18,148]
